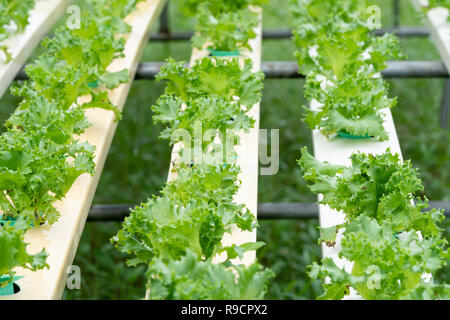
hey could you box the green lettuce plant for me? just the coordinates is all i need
[299,147,450,299]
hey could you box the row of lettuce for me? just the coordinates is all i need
[289,0,449,299]
[181,0,267,53]
[290,0,449,141]
[290,0,403,140]
[0,0,144,292]
[0,0,36,63]
[111,0,274,300]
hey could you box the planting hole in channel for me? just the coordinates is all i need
[13,283,20,294]
[0,282,21,296]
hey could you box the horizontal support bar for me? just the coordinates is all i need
[260,61,450,78]
[149,27,429,41]
[135,61,168,79]
[14,61,448,82]
[379,61,449,78]
[87,201,450,222]
[372,26,429,37]
[134,61,450,79]
[257,202,318,219]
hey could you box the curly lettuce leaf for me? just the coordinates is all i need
[146,250,274,300]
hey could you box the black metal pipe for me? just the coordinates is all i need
[138,61,449,79]
[150,31,192,41]
[257,202,318,219]
[381,61,449,78]
[158,2,170,35]
[87,201,450,222]
[14,61,449,82]
[148,27,429,42]
[15,61,449,81]
[267,27,430,38]
[88,204,135,222]
[440,79,450,129]
[261,61,449,79]
[372,26,429,37]
[393,0,400,27]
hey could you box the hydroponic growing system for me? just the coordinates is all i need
[0,0,449,300]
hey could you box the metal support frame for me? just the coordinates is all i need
[158,2,170,35]
[259,61,449,79]
[133,61,450,79]
[441,79,450,129]
[393,0,400,27]
[134,61,449,79]
[87,202,450,222]
[148,26,429,42]
[15,61,448,81]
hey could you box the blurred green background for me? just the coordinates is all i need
[0,0,448,299]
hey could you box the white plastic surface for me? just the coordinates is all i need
[411,0,450,71]
[0,0,70,98]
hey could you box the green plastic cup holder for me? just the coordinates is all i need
[337,130,373,140]
[0,276,23,296]
[0,216,42,228]
[221,155,239,168]
[0,216,16,227]
[207,48,240,57]
[87,80,99,88]
[393,231,404,240]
